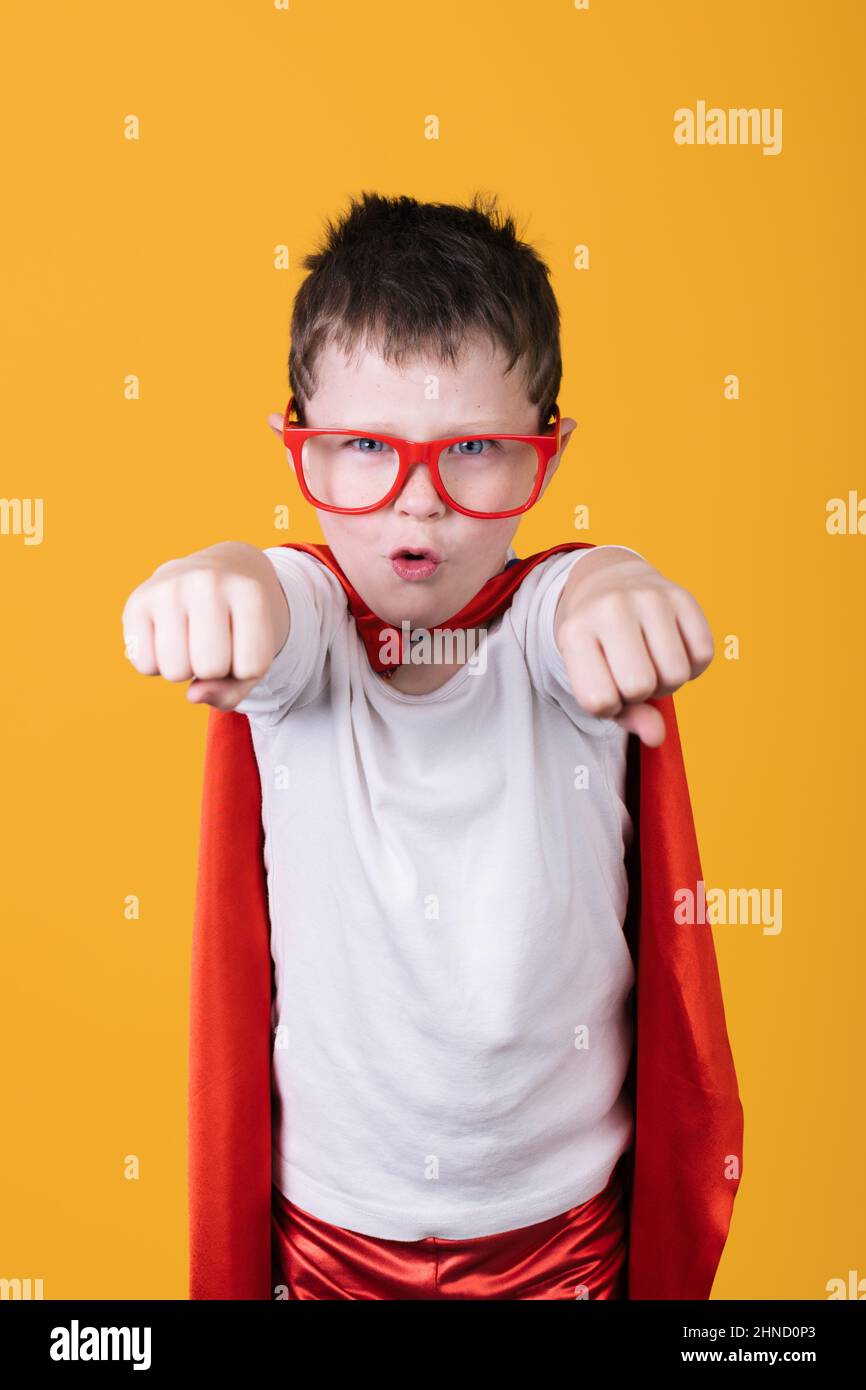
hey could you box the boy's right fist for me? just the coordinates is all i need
[122,541,290,711]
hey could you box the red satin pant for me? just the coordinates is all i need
[271,1156,629,1300]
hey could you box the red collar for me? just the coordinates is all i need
[277,541,591,675]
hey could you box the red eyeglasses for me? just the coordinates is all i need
[281,396,564,519]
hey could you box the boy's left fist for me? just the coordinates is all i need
[553,548,714,748]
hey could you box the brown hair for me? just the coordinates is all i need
[287,191,562,432]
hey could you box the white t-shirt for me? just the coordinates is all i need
[234,543,639,1239]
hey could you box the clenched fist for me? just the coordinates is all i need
[554,547,715,748]
[122,541,290,711]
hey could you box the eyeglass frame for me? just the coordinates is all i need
[281,395,565,519]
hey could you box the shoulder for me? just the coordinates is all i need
[506,549,591,643]
[261,544,347,597]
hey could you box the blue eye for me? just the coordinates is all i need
[345,437,385,453]
[450,439,500,456]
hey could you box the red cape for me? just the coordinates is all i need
[188,541,744,1299]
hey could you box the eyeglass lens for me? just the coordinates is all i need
[300,435,539,512]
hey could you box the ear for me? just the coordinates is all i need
[268,411,297,476]
[557,416,578,455]
[538,416,577,497]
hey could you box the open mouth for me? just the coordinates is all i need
[389,548,442,580]
[389,547,442,561]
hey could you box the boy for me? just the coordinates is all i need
[123,193,742,1300]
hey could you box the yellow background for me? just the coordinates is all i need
[1,0,863,1299]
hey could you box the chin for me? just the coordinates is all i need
[383,588,453,628]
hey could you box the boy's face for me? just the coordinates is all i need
[274,336,576,629]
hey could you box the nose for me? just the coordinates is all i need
[393,458,447,518]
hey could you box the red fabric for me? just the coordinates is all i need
[294,540,577,675]
[188,540,744,1300]
[271,1154,630,1300]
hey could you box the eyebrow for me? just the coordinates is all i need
[352,421,508,437]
